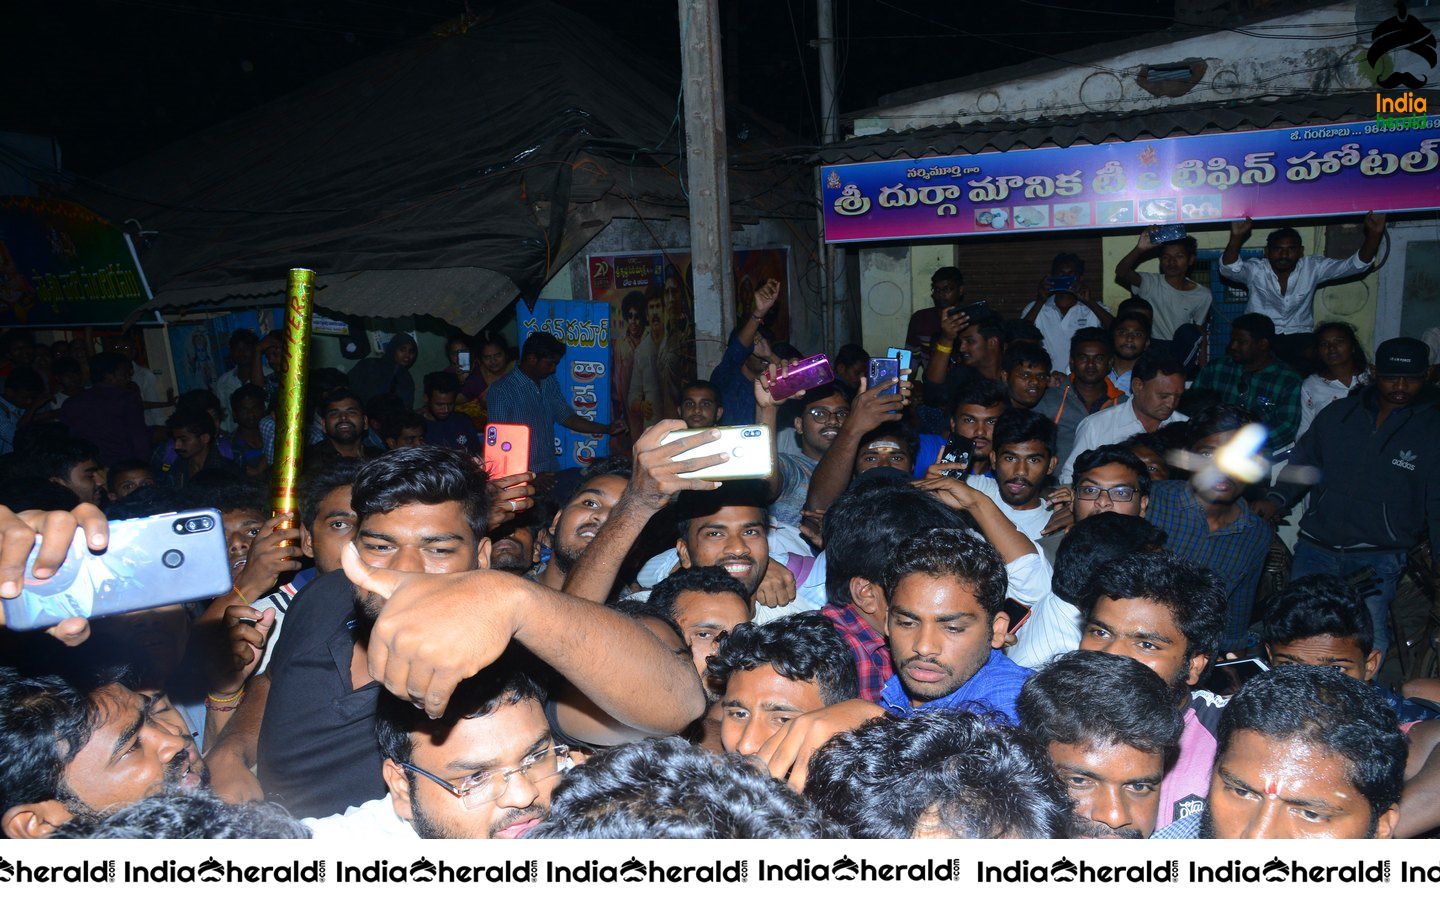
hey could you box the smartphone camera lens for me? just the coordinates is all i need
[162,550,184,569]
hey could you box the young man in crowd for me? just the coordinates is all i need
[921,308,1005,429]
[708,279,781,426]
[1018,650,1184,839]
[1010,511,1167,670]
[1061,328,1124,413]
[1256,336,1439,658]
[878,527,1031,723]
[965,409,1059,541]
[804,371,908,515]
[648,566,752,679]
[1114,231,1209,365]
[1108,312,1152,393]
[531,456,634,593]
[706,615,858,756]
[1154,665,1405,839]
[307,387,382,469]
[1193,313,1303,450]
[208,448,703,817]
[1261,575,1440,724]
[107,459,156,501]
[379,409,427,450]
[1062,351,1188,482]
[939,378,1009,479]
[820,478,967,702]
[158,407,240,490]
[1022,252,1112,375]
[488,499,550,575]
[228,383,268,476]
[832,343,870,397]
[905,265,965,364]
[1145,404,1272,652]
[487,332,624,476]
[304,663,565,839]
[1219,213,1385,370]
[1001,342,1052,413]
[213,329,261,430]
[676,379,723,429]
[1036,444,1152,561]
[1078,551,1226,830]
[854,422,918,478]
[421,370,482,451]
[760,380,848,526]
[805,712,1071,838]
[0,669,208,838]
[39,437,106,506]
[58,351,150,466]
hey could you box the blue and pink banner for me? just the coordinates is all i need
[518,299,610,469]
[821,118,1440,243]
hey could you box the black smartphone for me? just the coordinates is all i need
[1002,597,1032,634]
[1199,657,1270,696]
[937,435,974,478]
[949,300,989,319]
[1148,223,1187,244]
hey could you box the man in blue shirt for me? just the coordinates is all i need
[875,527,1032,723]
[709,279,781,426]
[486,333,623,474]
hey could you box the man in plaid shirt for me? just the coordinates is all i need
[1145,404,1272,651]
[1192,313,1303,450]
[817,472,961,702]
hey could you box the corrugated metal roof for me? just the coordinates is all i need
[817,93,1377,164]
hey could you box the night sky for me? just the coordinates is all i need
[6,0,1175,175]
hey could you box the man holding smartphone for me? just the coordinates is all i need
[1022,253,1113,377]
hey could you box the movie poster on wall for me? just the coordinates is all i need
[588,247,789,437]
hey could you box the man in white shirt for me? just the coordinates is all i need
[1061,352,1188,483]
[1021,252,1113,376]
[213,329,264,431]
[1219,213,1385,370]
[303,665,568,839]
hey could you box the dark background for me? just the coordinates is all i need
[5,1,1187,174]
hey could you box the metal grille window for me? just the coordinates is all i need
[1193,247,1263,368]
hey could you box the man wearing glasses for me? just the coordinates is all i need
[759,382,849,528]
[304,664,569,839]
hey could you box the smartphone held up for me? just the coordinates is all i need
[660,425,775,481]
[769,354,834,402]
[1,509,233,631]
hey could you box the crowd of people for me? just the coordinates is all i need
[0,216,1438,841]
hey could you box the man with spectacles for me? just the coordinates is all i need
[1036,444,1152,562]
[759,382,849,527]
[303,663,566,839]
[1144,404,1271,653]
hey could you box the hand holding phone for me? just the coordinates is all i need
[484,424,531,478]
[868,358,901,397]
[769,354,834,401]
[659,425,774,482]
[1,509,231,631]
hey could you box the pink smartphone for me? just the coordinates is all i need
[770,354,834,401]
[484,424,531,478]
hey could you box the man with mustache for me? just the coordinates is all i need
[1018,650,1183,838]
[304,663,566,840]
[1144,404,1272,653]
[307,387,381,469]
[0,668,208,838]
[1192,313,1303,451]
[531,457,633,592]
[876,527,1031,724]
[1219,213,1385,371]
[964,409,1060,542]
[1078,551,1227,830]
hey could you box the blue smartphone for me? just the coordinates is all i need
[886,347,913,380]
[868,357,901,396]
[0,509,232,630]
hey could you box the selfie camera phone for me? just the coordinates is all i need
[869,357,901,396]
[937,435,975,478]
[457,350,471,369]
[660,425,775,481]
[1,509,232,631]
[1002,597,1032,635]
[484,423,531,478]
[1148,223,1188,244]
[886,347,913,380]
[1047,274,1078,294]
[769,354,834,402]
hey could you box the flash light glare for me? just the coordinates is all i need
[1213,423,1269,485]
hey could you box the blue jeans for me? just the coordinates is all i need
[1289,541,1407,656]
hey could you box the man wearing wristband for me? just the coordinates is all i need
[709,278,782,426]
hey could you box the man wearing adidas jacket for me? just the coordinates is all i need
[1254,337,1439,656]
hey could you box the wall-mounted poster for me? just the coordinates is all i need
[588,247,789,435]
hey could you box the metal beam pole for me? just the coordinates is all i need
[678,0,735,376]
